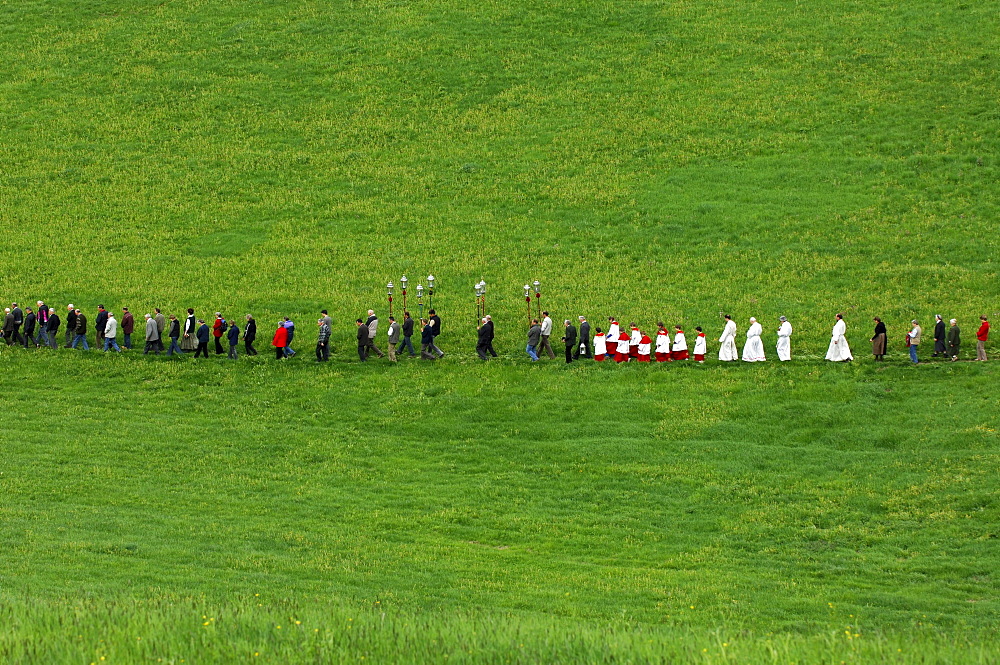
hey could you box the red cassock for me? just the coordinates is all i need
[615,332,630,363]
[637,335,651,362]
[628,327,640,358]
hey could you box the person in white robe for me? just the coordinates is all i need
[593,327,607,361]
[655,324,671,362]
[776,316,792,361]
[606,318,619,354]
[825,313,853,361]
[718,315,738,361]
[671,326,689,360]
[742,317,766,362]
[693,326,707,362]
[637,333,651,362]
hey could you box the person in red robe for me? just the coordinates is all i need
[615,330,630,363]
[637,333,651,362]
[628,323,641,359]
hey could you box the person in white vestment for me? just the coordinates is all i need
[718,314,738,361]
[776,316,792,361]
[825,313,853,361]
[606,318,620,355]
[742,317,766,362]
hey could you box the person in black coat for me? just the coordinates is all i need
[22,308,37,348]
[476,317,495,360]
[194,319,210,358]
[356,319,368,361]
[166,315,183,356]
[94,305,109,349]
[397,311,416,357]
[562,319,577,364]
[46,310,61,349]
[244,315,258,355]
[420,318,437,360]
[575,316,591,359]
[932,314,947,357]
[64,305,77,348]
[10,303,24,345]
[227,319,240,359]
[428,309,444,358]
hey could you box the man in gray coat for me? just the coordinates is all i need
[364,310,384,358]
[143,314,160,355]
[386,316,401,362]
[526,319,541,361]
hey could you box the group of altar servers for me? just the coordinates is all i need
[590,314,853,363]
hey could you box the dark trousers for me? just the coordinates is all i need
[229,343,238,359]
[540,335,555,359]
[365,339,383,357]
[12,327,24,345]
[47,331,59,349]
[565,344,574,363]
[358,343,368,361]
[65,327,74,347]
[23,328,36,347]
[245,339,257,355]
[574,340,591,359]
[195,341,209,358]
[316,342,326,361]
[214,337,224,354]
[476,343,489,360]
[144,340,160,354]
[397,336,415,356]
[123,333,132,349]
[167,338,183,355]
[275,345,285,360]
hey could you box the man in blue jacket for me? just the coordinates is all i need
[194,319,210,358]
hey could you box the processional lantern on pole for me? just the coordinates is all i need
[400,274,408,313]
[417,283,424,319]
[474,281,482,325]
[427,274,435,310]
[387,281,394,318]
[533,279,541,319]
[524,284,531,324]
[479,280,486,320]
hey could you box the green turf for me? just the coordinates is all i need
[1,0,998,661]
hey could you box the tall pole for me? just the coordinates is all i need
[428,274,435,312]
[387,281,394,318]
[417,284,424,320]
[400,275,408,314]
[524,285,531,325]
[533,279,541,320]
[480,280,486,320]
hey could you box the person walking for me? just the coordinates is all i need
[398,311,416,357]
[906,319,922,364]
[316,317,331,362]
[476,317,491,360]
[825,313,853,362]
[693,326,707,363]
[356,319,369,361]
[154,308,167,352]
[593,327,607,361]
[181,309,197,352]
[483,315,497,357]
[270,321,288,360]
[319,310,332,361]
[574,316,591,359]
[227,318,241,359]
[121,308,135,350]
[94,305,108,350]
[244,315,258,355]
[946,319,961,361]
[420,318,437,360]
[166,315,183,356]
[871,317,887,361]
[563,319,577,364]
[283,317,296,357]
[776,316,792,361]
[71,309,89,350]
[429,309,444,358]
[213,313,226,355]
[526,319,541,362]
[364,310,383,359]
[22,307,37,348]
[10,303,24,345]
[539,312,556,359]
[976,316,990,361]
[477,315,497,359]
[194,319,211,358]
[34,301,49,346]
[102,313,122,352]
[719,315,738,361]
[143,314,160,354]
[45,308,60,349]
[672,325,689,361]
[64,305,77,348]
[386,316,400,362]
[742,317,765,362]
[655,324,670,362]
[3,308,15,345]
[932,315,946,358]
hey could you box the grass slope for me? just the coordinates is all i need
[1,0,999,661]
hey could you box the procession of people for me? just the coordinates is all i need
[0,300,991,365]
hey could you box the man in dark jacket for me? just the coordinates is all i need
[22,308,37,348]
[3,308,15,345]
[64,305,77,348]
[398,311,416,357]
[194,319,210,358]
[35,301,49,346]
[72,309,89,350]
[46,309,61,349]
[94,305,108,349]
[316,318,331,362]
[227,318,241,359]
[476,316,496,360]
[213,313,226,355]
[428,309,444,358]
[154,308,167,352]
[420,318,437,360]
[932,314,946,357]
[575,316,591,359]
[166,315,183,356]
[356,319,369,361]
[143,313,160,354]
[121,308,135,349]
[562,319,577,364]
[947,319,961,361]
[10,303,24,345]
[244,315,258,355]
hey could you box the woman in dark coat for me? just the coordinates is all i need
[871,317,887,361]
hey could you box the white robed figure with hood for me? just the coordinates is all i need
[825,313,853,361]
[742,317,766,362]
[776,316,792,361]
[718,315,738,361]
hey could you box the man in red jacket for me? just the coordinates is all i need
[121,307,135,350]
[976,316,990,362]
[213,313,226,355]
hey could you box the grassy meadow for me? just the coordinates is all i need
[1,0,999,662]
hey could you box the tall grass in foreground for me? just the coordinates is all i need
[1,598,994,664]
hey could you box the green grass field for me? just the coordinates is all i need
[1,0,999,662]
